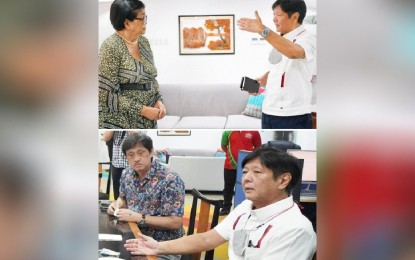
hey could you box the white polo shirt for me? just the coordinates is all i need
[262,25,316,117]
[214,196,316,260]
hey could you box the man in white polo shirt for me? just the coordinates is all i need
[238,0,316,129]
[124,147,316,259]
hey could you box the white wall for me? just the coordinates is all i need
[99,0,316,85]
[98,130,316,161]
[99,132,110,162]
[293,130,316,150]
[147,130,279,151]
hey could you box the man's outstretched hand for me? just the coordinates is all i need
[237,11,265,34]
[125,234,160,256]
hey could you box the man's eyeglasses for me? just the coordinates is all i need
[134,15,147,24]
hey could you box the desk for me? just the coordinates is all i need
[99,209,157,260]
[300,196,317,203]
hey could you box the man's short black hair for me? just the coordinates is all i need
[241,146,302,194]
[110,0,145,31]
[122,132,153,155]
[272,0,307,24]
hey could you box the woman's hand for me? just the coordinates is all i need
[125,234,160,256]
[154,101,166,119]
[140,106,161,121]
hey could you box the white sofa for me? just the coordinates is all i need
[157,84,261,129]
[167,156,225,192]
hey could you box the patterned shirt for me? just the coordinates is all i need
[111,131,128,168]
[99,33,162,129]
[119,160,185,241]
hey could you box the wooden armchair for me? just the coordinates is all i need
[183,189,224,260]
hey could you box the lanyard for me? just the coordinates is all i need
[232,202,295,252]
[243,201,295,231]
[233,201,295,231]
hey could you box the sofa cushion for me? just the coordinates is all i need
[225,115,261,129]
[242,94,265,118]
[157,116,181,129]
[174,116,227,129]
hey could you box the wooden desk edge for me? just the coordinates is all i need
[300,196,317,203]
[128,222,158,260]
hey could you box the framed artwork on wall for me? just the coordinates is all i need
[178,15,235,55]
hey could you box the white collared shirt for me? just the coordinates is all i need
[214,196,316,260]
[262,25,317,116]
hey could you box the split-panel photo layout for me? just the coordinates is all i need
[98,0,317,259]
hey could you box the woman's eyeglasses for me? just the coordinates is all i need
[134,15,147,24]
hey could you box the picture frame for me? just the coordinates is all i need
[157,130,191,136]
[178,15,235,55]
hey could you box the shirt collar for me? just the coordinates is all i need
[142,161,160,177]
[249,196,294,221]
[127,163,154,180]
[283,25,305,41]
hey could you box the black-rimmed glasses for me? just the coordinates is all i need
[134,15,147,24]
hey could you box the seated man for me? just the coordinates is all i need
[107,133,185,260]
[125,147,316,259]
